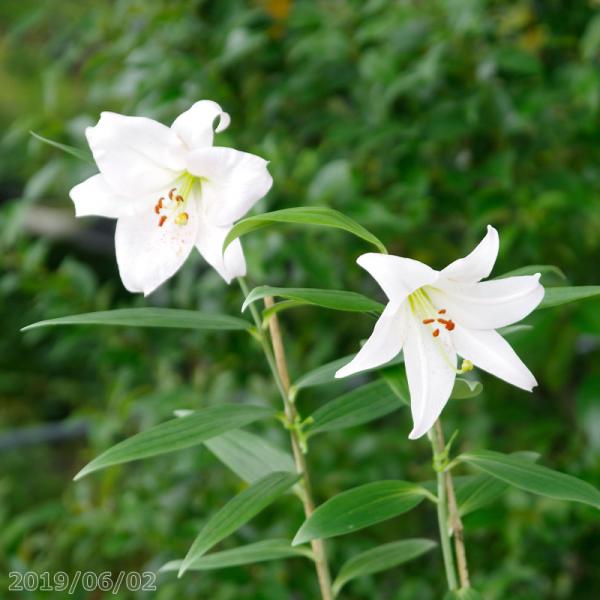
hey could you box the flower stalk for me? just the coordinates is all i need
[428,422,458,591]
[435,420,471,589]
[238,278,333,600]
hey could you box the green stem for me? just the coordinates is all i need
[428,423,458,592]
[238,277,334,600]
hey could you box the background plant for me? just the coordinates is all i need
[2,1,600,599]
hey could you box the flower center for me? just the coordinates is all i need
[409,288,455,338]
[154,173,196,228]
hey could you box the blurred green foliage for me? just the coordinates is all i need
[1,0,600,598]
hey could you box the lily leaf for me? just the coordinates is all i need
[455,452,539,516]
[293,481,430,544]
[30,131,93,163]
[496,264,565,281]
[242,286,383,314]
[538,286,600,309]
[262,299,308,323]
[160,539,313,573]
[290,353,404,400]
[332,539,436,597]
[498,324,533,337]
[22,308,251,332]
[451,378,483,400]
[204,429,295,483]
[74,405,275,480]
[223,207,387,254]
[289,355,357,400]
[459,450,600,509]
[307,380,404,437]
[179,471,301,576]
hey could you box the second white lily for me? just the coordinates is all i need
[335,226,544,439]
[70,100,272,295]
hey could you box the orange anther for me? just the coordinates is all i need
[438,309,447,314]
[422,318,435,324]
[158,215,167,227]
[437,318,448,325]
[168,188,176,200]
[433,328,440,337]
[176,195,184,203]
[445,320,455,331]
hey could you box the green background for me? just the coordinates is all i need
[1,0,599,598]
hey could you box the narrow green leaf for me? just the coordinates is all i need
[381,367,482,403]
[290,355,356,400]
[307,380,404,437]
[262,299,308,323]
[204,429,295,483]
[160,539,313,572]
[451,378,483,400]
[538,286,600,309]
[444,589,484,600]
[379,366,410,406]
[30,131,94,163]
[22,308,251,332]
[179,472,301,576]
[460,450,600,509]
[74,405,275,480]
[496,265,565,281]
[223,207,387,254]
[455,452,539,516]
[332,539,436,597]
[498,324,533,337]
[291,353,404,400]
[242,286,383,314]
[293,481,429,545]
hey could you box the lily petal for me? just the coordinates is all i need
[451,326,537,391]
[335,302,407,378]
[356,254,438,303]
[70,174,130,218]
[404,315,456,439]
[171,100,231,150]
[440,225,499,284]
[428,274,544,330]
[187,147,272,226]
[115,206,199,296]
[195,216,246,284]
[86,112,186,197]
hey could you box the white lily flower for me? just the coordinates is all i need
[69,100,272,295]
[335,226,544,440]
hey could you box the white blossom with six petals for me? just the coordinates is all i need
[335,226,544,439]
[70,100,272,295]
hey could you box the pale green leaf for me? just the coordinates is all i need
[538,286,600,309]
[455,452,539,516]
[332,539,436,597]
[179,471,301,575]
[74,405,275,480]
[223,207,387,254]
[22,308,251,332]
[451,378,483,400]
[204,429,295,483]
[291,353,403,400]
[293,481,429,544]
[307,380,404,437]
[307,380,405,436]
[460,450,600,509]
[30,131,93,163]
[242,286,383,314]
[496,265,565,281]
[160,539,312,572]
